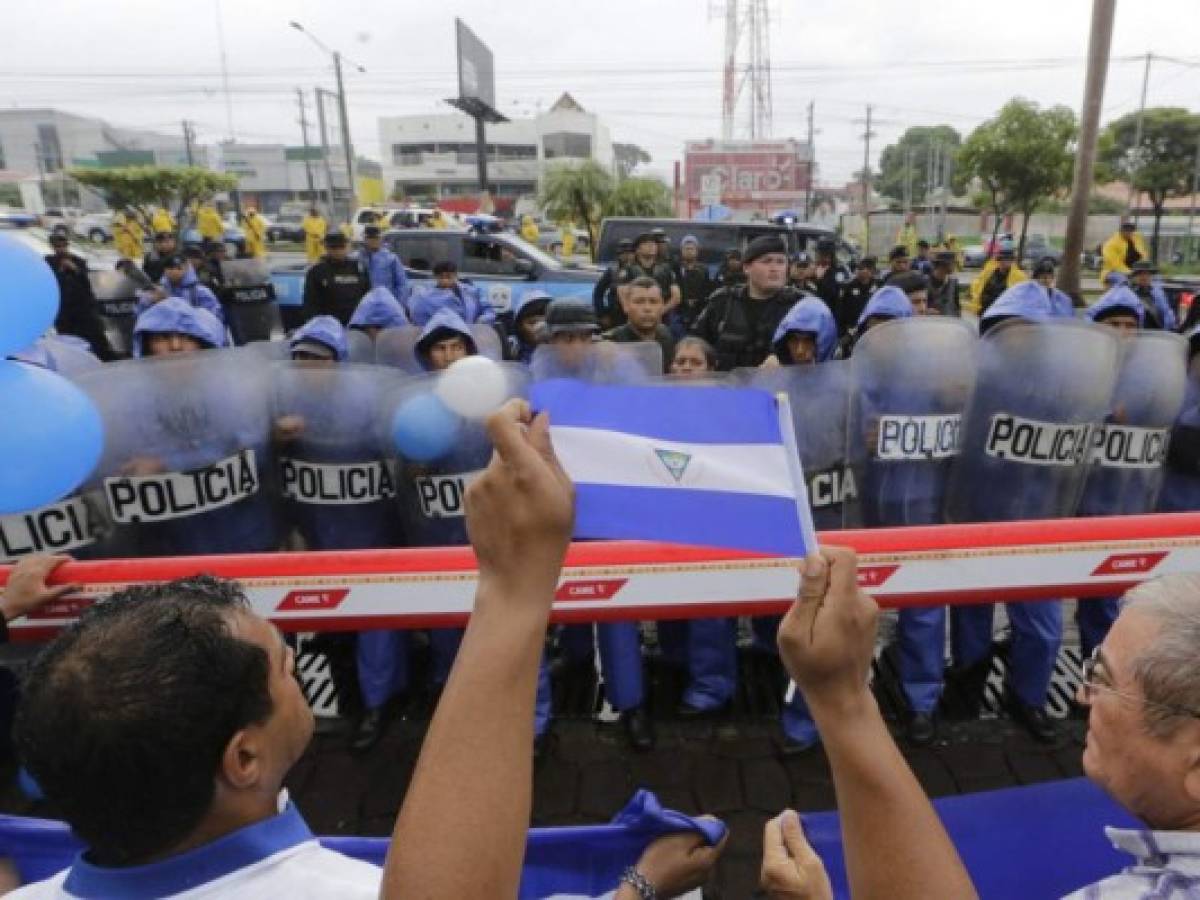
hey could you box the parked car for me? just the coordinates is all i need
[962,245,989,268]
[41,207,84,234]
[0,206,38,228]
[72,213,114,243]
[536,224,591,256]
[269,228,599,330]
[1021,234,1061,267]
[267,213,306,243]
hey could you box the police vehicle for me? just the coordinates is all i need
[595,217,851,276]
[269,229,599,324]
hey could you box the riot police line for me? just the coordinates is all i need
[5,289,1200,752]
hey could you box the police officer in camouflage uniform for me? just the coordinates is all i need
[593,238,634,330]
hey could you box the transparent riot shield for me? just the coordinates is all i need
[271,362,404,550]
[219,259,283,345]
[90,268,142,355]
[848,317,978,527]
[347,329,376,364]
[1079,330,1188,516]
[72,347,281,557]
[737,360,856,530]
[375,324,505,374]
[945,319,1121,523]
[529,341,662,384]
[384,364,530,547]
[1159,354,1200,512]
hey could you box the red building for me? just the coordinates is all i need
[682,139,814,219]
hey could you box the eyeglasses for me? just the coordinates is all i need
[1080,647,1200,721]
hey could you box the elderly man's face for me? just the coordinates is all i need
[1080,608,1200,829]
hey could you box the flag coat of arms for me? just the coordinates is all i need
[530,379,816,556]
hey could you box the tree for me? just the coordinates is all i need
[877,125,963,207]
[957,99,1077,259]
[1098,107,1200,260]
[70,165,239,229]
[613,143,652,181]
[538,161,614,260]
[603,177,674,219]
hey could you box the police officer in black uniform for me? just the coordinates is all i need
[619,232,680,314]
[674,234,714,336]
[301,232,371,326]
[835,256,878,337]
[813,238,850,308]
[927,251,960,317]
[142,231,179,283]
[692,234,801,371]
[593,238,633,330]
[44,232,118,360]
[716,249,746,288]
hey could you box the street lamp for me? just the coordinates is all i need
[289,20,364,223]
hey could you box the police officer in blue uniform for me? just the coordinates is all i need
[409,262,496,326]
[1128,261,1178,330]
[359,225,409,309]
[273,315,407,751]
[1160,325,1200,514]
[508,290,552,364]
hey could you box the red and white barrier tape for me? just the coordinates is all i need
[2,513,1199,638]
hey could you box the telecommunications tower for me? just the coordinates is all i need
[719,0,773,140]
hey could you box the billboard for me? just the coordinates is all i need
[683,139,813,217]
[455,19,496,112]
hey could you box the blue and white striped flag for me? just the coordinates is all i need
[530,379,816,556]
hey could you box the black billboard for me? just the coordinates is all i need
[455,19,496,112]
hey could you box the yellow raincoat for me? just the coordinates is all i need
[150,207,175,235]
[112,212,144,260]
[966,259,1028,314]
[520,215,540,244]
[1100,229,1150,283]
[243,209,267,258]
[302,213,327,263]
[197,204,224,242]
[560,222,576,257]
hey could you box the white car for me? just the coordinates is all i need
[2,225,121,269]
[72,213,115,243]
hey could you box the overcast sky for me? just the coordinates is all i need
[1,0,1197,185]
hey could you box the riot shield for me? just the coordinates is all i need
[385,365,529,547]
[375,324,504,374]
[272,362,404,550]
[945,319,1121,523]
[218,259,283,346]
[1159,355,1200,512]
[347,329,376,364]
[0,491,111,563]
[90,268,142,355]
[1079,331,1188,516]
[848,318,978,527]
[529,341,662,384]
[72,347,282,557]
[737,361,856,530]
[47,337,104,377]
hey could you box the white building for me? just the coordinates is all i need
[0,109,198,177]
[378,93,614,210]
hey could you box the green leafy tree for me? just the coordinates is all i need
[958,99,1077,259]
[1098,107,1200,260]
[613,143,652,181]
[603,177,674,219]
[70,165,239,230]
[538,161,614,261]
[877,125,963,207]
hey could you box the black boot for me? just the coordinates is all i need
[943,657,993,719]
[622,706,656,752]
[349,706,387,753]
[1006,696,1058,744]
[906,711,937,747]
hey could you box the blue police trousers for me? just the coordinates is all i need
[560,622,644,711]
[357,630,408,711]
[1076,596,1121,659]
[658,618,738,710]
[752,616,819,746]
[898,606,946,714]
[952,601,1062,708]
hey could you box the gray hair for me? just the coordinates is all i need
[1122,573,1200,737]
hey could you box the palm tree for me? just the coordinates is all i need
[538,161,614,261]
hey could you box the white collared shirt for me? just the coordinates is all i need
[1062,827,1200,898]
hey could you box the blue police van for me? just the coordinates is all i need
[270,230,599,329]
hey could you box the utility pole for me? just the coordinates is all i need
[903,146,913,214]
[1126,50,1153,220]
[1058,0,1116,300]
[1188,134,1200,263]
[296,88,316,204]
[182,120,195,166]
[804,100,814,219]
[859,105,875,253]
[332,52,357,224]
[32,142,46,213]
[314,88,337,211]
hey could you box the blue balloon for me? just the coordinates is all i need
[0,360,103,515]
[0,234,60,357]
[391,392,463,462]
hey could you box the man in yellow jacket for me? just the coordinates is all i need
[560,221,576,257]
[896,219,919,257]
[196,202,224,244]
[112,209,144,260]
[967,248,1027,314]
[242,207,267,259]
[520,214,539,245]
[150,206,175,235]
[302,207,327,263]
[1100,220,1151,284]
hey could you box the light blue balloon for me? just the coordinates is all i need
[0,234,60,357]
[391,392,462,463]
[0,360,103,515]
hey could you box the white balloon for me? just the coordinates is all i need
[435,355,510,419]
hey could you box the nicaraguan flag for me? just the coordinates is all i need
[530,379,815,556]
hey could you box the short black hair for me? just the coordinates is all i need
[432,260,457,275]
[16,576,274,866]
[628,275,662,293]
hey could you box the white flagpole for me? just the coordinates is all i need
[775,392,819,555]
